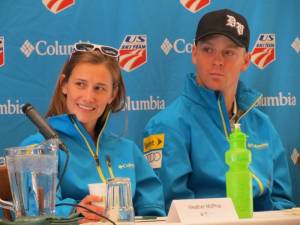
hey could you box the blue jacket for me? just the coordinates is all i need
[21,113,165,217]
[143,73,295,212]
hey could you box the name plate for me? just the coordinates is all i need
[167,198,238,223]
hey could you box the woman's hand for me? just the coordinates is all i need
[77,195,105,224]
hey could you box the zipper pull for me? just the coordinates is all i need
[94,155,100,167]
[106,155,115,178]
[106,155,111,167]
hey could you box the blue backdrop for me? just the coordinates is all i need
[0,0,299,206]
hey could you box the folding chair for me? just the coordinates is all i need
[0,165,12,221]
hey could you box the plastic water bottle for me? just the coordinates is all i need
[225,123,253,218]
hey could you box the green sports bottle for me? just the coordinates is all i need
[225,123,253,218]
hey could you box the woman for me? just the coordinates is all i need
[21,42,165,223]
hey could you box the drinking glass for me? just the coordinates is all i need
[105,177,135,225]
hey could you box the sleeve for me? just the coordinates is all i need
[143,120,194,213]
[20,134,77,217]
[132,143,166,216]
[270,125,296,209]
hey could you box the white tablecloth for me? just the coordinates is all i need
[83,208,300,225]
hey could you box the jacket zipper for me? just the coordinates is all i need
[217,94,265,196]
[69,112,114,182]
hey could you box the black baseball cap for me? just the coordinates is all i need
[195,9,250,51]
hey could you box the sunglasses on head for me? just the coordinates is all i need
[72,42,119,61]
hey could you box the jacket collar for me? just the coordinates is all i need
[48,114,77,136]
[47,114,109,144]
[182,73,262,113]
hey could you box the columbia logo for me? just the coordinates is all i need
[20,40,34,57]
[118,163,135,169]
[161,38,173,55]
[291,37,300,53]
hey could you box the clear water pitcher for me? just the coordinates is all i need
[0,139,58,218]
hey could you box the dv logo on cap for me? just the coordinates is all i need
[180,0,210,13]
[226,15,245,36]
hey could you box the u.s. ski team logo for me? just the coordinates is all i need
[42,0,75,14]
[119,35,147,72]
[251,34,276,69]
[180,0,210,13]
[0,37,4,67]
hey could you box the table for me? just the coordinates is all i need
[83,208,300,225]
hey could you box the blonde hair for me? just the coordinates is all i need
[46,50,126,122]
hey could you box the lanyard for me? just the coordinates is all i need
[70,114,115,182]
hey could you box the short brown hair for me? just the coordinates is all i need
[46,50,126,118]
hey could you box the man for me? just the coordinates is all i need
[143,9,295,213]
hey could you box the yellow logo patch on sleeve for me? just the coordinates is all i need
[143,133,165,152]
[143,134,164,169]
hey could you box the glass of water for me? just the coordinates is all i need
[105,177,135,225]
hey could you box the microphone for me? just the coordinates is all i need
[22,103,59,140]
[21,103,67,152]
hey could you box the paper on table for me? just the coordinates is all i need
[88,183,106,207]
[135,216,167,222]
[167,198,238,223]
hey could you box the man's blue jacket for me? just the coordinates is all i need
[144,73,295,212]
